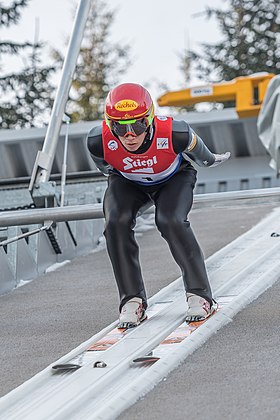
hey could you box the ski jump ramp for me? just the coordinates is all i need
[0,205,279,419]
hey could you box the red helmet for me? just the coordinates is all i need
[105,83,154,131]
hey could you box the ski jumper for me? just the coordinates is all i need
[102,117,182,185]
[100,117,213,311]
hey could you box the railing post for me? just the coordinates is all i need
[29,0,92,206]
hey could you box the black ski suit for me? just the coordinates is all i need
[87,119,216,311]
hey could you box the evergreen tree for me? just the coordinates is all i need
[0,1,56,128]
[59,0,131,122]
[0,1,30,68]
[0,0,27,27]
[0,43,56,128]
[191,0,280,82]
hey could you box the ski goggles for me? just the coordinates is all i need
[111,118,149,137]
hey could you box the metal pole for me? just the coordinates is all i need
[0,222,53,247]
[29,0,92,193]
[60,115,71,206]
[1,188,280,227]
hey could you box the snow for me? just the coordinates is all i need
[45,260,71,273]
[16,279,33,289]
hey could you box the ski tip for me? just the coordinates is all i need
[52,363,81,371]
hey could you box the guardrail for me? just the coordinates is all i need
[0,187,279,296]
[0,187,280,227]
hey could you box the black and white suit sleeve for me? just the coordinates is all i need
[172,120,216,167]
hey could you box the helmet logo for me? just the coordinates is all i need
[115,99,138,112]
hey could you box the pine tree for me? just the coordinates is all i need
[0,1,56,128]
[192,0,280,82]
[60,0,131,122]
[0,1,30,67]
[0,43,56,128]
[0,0,27,27]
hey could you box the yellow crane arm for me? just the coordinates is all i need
[157,73,275,118]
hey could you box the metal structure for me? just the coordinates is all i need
[157,73,275,118]
[1,187,280,227]
[1,109,280,195]
[60,114,71,206]
[0,213,104,295]
[0,121,98,182]
[29,0,92,206]
[1,186,280,295]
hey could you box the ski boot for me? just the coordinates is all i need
[186,293,218,323]
[118,297,147,329]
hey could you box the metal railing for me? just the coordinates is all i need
[0,187,279,228]
[0,187,279,295]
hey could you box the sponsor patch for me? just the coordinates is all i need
[114,99,138,112]
[123,156,157,172]
[157,137,169,149]
[108,140,118,151]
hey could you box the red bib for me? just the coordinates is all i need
[102,116,181,185]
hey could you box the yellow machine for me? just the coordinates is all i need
[157,73,275,118]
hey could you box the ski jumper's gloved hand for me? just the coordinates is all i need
[210,152,231,167]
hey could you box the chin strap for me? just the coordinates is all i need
[143,124,154,145]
